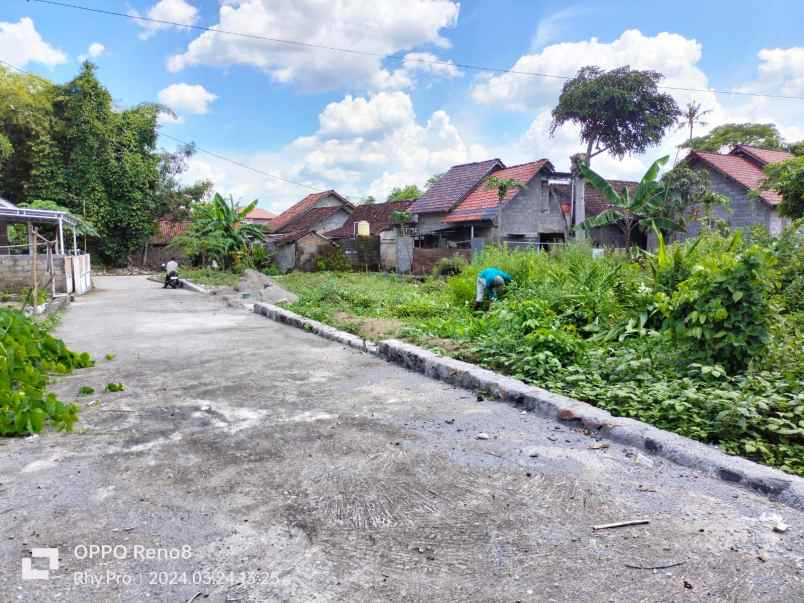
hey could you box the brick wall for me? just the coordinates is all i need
[0,255,68,294]
[411,248,471,275]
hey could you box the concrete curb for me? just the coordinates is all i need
[179,279,208,294]
[253,302,377,355]
[253,302,804,510]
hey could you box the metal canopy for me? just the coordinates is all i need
[0,201,79,227]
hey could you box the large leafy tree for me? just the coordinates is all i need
[684,123,784,152]
[578,156,681,246]
[387,184,422,202]
[758,156,804,219]
[551,66,680,164]
[0,62,208,266]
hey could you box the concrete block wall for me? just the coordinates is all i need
[684,166,774,238]
[501,179,565,238]
[411,248,471,275]
[0,255,68,294]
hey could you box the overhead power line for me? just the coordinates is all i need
[27,0,804,101]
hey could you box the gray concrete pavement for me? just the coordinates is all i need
[1,276,802,602]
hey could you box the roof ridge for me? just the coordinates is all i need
[496,159,549,170]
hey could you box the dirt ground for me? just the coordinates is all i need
[1,276,802,602]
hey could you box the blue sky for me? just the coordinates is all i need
[2,0,803,214]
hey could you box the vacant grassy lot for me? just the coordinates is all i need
[276,230,804,476]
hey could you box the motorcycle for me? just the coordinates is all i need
[160,263,183,289]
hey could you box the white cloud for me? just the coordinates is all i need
[79,42,105,62]
[88,43,105,59]
[472,29,708,111]
[167,0,460,91]
[179,91,486,211]
[0,17,67,68]
[755,47,804,96]
[131,0,199,40]
[373,51,463,90]
[318,91,415,138]
[530,7,583,50]
[158,83,218,116]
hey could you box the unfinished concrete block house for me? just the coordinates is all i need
[683,144,793,237]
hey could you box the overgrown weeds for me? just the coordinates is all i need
[277,225,804,475]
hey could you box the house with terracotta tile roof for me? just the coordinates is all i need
[242,207,276,228]
[684,144,793,236]
[324,199,413,240]
[442,160,572,247]
[270,190,353,234]
[408,159,504,245]
[266,190,353,272]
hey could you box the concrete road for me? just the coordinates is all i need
[2,276,802,602]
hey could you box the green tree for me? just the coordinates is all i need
[551,66,680,164]
[426,173,444,189]
[660,164,730,230]
[677,100,711,144]
[758,156,804,218]
[785,140,804,156]
[485,176,526,245]
[387,185,422,202]
[358,195,376,205]
[579,156,681,246]
[174,193,265,269]
[684,123,784,152]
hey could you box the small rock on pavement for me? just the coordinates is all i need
[758,551,770,562]
[476,433,490,440]
[524,446,539,458]
[773,521,789,533]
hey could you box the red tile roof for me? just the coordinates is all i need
[585,180,639,216]
[688,150,783,205]
[245,207,276,221]
[730,145,793,166]
[150,220,190,244]
[409,159,505,214]
[270,190,352,232]
[274,205,346,235]
[325,199,413,239]
[443,160,551,223]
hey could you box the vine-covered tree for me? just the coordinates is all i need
[551,66,680,165]
[0,62,208,265]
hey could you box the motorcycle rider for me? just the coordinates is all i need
[164,256,179,288]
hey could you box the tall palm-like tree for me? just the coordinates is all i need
[485,176,526,246]
[578,156,681,247]
[678,101,711,144]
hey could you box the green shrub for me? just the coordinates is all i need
[0,308,92,435]
[316,246,350,272]
[432,255,467,277]
[662,244,776,372]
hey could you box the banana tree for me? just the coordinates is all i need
[188,193,265,268]
[578,155,681,247]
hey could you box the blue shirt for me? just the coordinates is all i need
[478,268,512,286]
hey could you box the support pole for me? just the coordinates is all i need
[31,224,38,309]
[58,217,65,255]
[72,229,78,256]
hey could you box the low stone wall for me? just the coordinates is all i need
[411,248,471,275]
[0,254,68,294]
[336,236,381,270]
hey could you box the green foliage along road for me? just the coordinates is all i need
[0,309,92,435]
[277,225,804,476]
